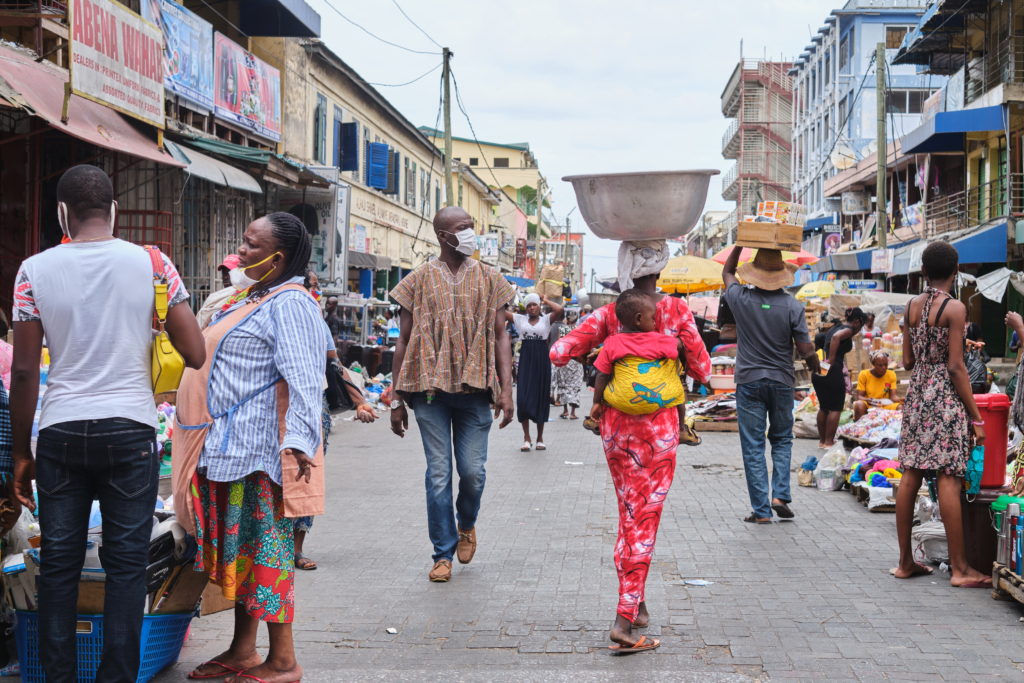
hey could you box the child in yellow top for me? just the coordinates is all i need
[853,350,902,422]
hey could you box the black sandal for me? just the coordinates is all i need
[295,552,318,570]
[743,514,772,525]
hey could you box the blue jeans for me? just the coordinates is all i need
[408,391,492,562]
[736,380,795,519]
[36,418,159,683]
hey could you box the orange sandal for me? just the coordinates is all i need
[609,635,660,655]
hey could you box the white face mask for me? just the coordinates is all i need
[442,228,477,256]
[229,252,280,291]
[57,201,117,239]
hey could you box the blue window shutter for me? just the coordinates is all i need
[333,120,341,168]
[368,142,390,189]
[339,122,358,172]
[364,141,370,185]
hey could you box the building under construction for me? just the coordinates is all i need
[718,58,794,250]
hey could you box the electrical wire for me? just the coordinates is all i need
[449,68,525,201]
[367,62,442,87]
[390,0,442,49]
[318,0,442,55]
[798,52,877,205]
[408,71,446,261]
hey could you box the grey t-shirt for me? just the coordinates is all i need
[722,282,811,387]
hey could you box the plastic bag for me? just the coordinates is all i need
[965,350,988,393]
[5,508,35,554]
[912,520,948,564]
[815,444,847,491]
[965,445,984,495]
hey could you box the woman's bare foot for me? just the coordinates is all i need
[818,441,826,449]
[190,649,262,679]
[632,602,650,629]
[892,562,933,579]
[226,661,302,683]
[609,614,641,648]
[951,567,992,587]
[823,441,836,449]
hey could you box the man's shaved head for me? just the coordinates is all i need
[433,206,471,233]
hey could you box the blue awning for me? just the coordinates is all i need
[805,216,838,230]
[830,247,874,272]
[890,222,1008,275]
[952,221,1008,264]
[901,105,1007,154]
[505,275,534,287]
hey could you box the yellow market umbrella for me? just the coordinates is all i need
[657,255,724,295]
[795,281,835,301]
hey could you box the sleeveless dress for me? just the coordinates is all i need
[898,289,970,477]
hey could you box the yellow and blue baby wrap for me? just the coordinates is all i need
[602,355,685,415]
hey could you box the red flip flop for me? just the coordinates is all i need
[229,673,300,683]
[609,635,660,655]
[188,661,243,679]
[957,580,992,588]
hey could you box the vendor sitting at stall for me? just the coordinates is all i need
[852,350,902,422]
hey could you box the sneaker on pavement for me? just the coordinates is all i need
[457,527,477,564]
[429,559,452,582]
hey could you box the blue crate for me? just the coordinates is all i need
[14,611,194,683]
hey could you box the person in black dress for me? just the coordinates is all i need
[812,307,866,447]
[506,293,563,451]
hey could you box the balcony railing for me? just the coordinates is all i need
[721,163,739,200]
[722,119,739,158]
[921,175,1015,237]
[965,37,1024,107]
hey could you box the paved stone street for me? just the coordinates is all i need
[149,391,1024,683]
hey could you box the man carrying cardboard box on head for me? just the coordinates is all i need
[722,247,820,524]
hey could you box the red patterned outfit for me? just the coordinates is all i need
[550,297,711,620]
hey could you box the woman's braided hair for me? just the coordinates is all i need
[251,212,312,298]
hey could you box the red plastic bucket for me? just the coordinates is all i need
[975,393,1010,488]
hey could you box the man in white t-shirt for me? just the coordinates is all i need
[8,165,205,683]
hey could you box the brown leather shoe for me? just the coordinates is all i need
[457,527,477,564]
[429,559,451,582]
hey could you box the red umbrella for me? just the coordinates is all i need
[711,245,819,267]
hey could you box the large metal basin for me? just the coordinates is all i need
[562,170,720,241]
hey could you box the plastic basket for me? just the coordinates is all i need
[14,610,194,683]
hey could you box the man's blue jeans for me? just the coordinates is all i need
[36,418,159,683]
[408,391,492,562]
[736,380,795,519]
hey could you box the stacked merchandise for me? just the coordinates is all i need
[835,407,903,445]
[689,393,737,431]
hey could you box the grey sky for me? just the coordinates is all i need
[308,0,840,287]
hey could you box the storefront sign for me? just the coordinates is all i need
[871,248,895,274]
[946,66,965,113]
[213,32,281,142]
[69,0,165,127]
[838,280,880,291]
[823,232,841,256]
[514,238,527,269]
[842,191,870,215]
[278,167,350,289]
[351,224,368,254]
[352,193,412,233]
[823,197,842,213]
[478,233,499,258]
[141,0,213,110]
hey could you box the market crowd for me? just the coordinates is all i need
[4,167,1024,680]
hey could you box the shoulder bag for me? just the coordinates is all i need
[145,246,186,394]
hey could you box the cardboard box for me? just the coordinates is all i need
[736,221,803,251]
[535,264,565,299]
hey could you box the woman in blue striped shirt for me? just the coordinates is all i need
[178,213,328,683]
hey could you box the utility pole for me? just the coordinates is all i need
[876,42,887,253]
[564,216,571,292]
[443,47,454,207]
[532,178,544,285]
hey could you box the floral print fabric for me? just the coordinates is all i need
[602,405,679,621]
[192,470,295,623]
[898,290,969,477]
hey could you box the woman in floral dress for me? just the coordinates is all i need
[552,310,584,419]
[895,240,990,588]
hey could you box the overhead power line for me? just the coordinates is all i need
[368,62,443,87]
[319,0,442,55]
[391,0,442,49]
[449,68,519,196]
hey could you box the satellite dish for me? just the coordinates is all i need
[830,146,856,170]
[861,140,878,158]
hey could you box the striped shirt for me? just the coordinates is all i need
[198,278,331,485]
[390,258,515,401]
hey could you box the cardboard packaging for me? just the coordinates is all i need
[736,221,803,251]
